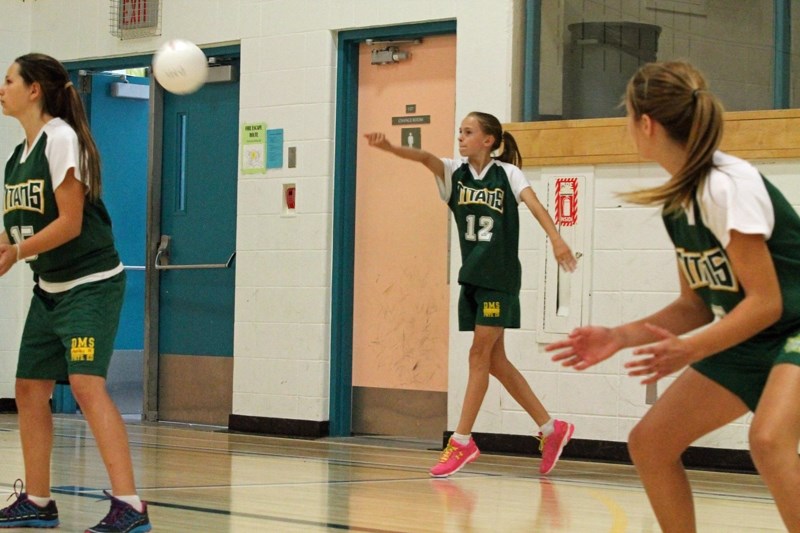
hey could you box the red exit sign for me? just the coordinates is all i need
[119,0,158,29]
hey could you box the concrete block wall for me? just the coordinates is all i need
[0,0,795,452]
[0,1,32,400]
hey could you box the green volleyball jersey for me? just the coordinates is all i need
[663,152,800,341]
[3,118,120,283]
[444,159,523,294]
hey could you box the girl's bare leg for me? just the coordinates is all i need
[15,378,56,497]
[488,334,550,426]
[69,374,136,495]
[455,325,503,435]
[627,369,747,533]
[749,363,800,533]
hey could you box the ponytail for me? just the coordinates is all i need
[496,131,522,168]
[15,54,103,202]
[621,61,723,214]
[467,111,523,168]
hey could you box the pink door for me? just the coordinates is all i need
[353,35,456,439]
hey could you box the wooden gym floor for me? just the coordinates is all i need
[0,415,785,532]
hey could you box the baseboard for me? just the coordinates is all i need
[224,414,756,474]
[228,414,329,439]
[443,431,757,474]
[0,398,17,413]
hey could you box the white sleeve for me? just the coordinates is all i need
[44,126,81,190]
[500,162,530,203]
[436,158,458,201]
[700,167,774,248]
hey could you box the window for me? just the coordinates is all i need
[536,0,788,120]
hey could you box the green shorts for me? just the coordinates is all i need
[458,284,520,331]
[691,329,800,411]
[16,272,126,381]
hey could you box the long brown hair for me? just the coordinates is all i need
[621,61,724,214]
[467,111,523,168]
[16,53,102,202]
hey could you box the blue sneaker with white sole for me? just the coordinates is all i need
[0,480,59,529]
[84,491,151,533]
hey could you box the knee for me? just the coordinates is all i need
[67,376,107,408]
[627,422,649,465]
[15,379,34,399]
[468,347,491,373]
[488,354,510,378]
[15,379,53,407]
[628,420,678,467]
[749,424,782,469]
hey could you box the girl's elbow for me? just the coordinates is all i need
[767,298,783,324]
[66,220,83,241]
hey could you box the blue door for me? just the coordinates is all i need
[91,73,149,415]
[156,64,239,425]
[54,71,149,415]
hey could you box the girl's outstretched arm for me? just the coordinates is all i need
[364,132,444,178]
[519,187,577,271]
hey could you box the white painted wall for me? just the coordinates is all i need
[0,1,33,400]
[0,0,797,453]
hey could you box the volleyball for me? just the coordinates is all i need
[152,39,208,95]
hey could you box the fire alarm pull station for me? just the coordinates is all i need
[284,184,296,212]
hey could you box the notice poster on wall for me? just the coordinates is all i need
[242,122,267,174]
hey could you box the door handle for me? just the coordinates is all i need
[154,235,236,270]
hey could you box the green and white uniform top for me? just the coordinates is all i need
[436,158,530,294]
[3,117,121,292]
[663,151,800,339]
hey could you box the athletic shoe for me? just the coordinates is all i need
[537,419,575,475]
[429,437,480,477]
[0,480,59,529]
[85,491,151,533]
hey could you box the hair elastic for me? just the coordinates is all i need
[64,81,73,89]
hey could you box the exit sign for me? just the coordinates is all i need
[118,0,159,30]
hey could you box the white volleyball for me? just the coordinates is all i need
[152,39,208,95]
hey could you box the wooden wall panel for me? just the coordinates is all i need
[506,109,800,167]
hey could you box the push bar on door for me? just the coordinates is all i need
[154,235,236,270]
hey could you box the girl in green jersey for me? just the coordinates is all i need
[366,112,578,478]
[0,53,151,533]
[548,61,800,533]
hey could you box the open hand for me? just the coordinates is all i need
[551,239,577,272]
[624,323,695,384]
[0,243,17,277]
[546,326,622,370]
[364,132,392,151]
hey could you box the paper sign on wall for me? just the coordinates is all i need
[242,122,266,174]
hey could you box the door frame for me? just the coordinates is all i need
[65,53,154,418]
[145,44,240,422]
[66,44,240,422]
[330,21,457,436]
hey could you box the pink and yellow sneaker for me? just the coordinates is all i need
[429,437,480,477]
[537,420,575,475]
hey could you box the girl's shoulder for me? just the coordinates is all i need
[43,117,77,141]
[705,151,764,200]
[491,159,528,185]
[41,118,80,158]
[709,151,760,182]
[492,159,522,173]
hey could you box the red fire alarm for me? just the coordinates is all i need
[285,185,296,210]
